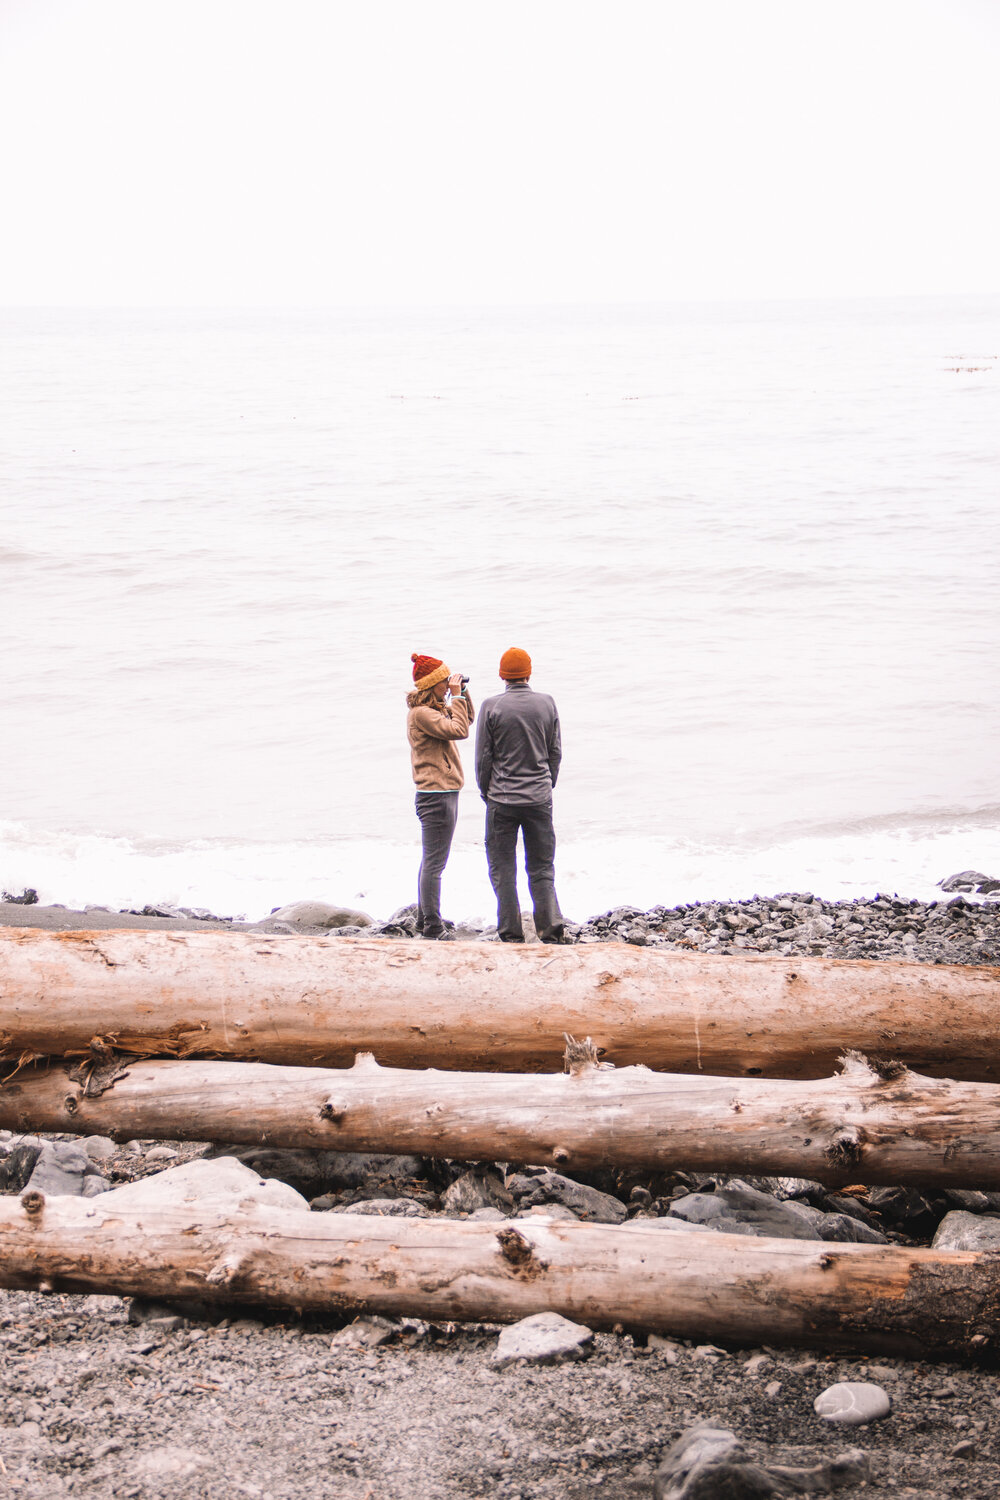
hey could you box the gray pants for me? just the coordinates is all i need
[485,798,563,942]
[415,791,459,937]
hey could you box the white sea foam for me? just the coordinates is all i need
[1,817,995,925]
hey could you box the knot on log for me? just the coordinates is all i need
[320,1097,348,1124]
[840,1050,909,1085]
[870,1056,908,1082]
[497,1227,535,1271]
[20,1189,45,1217]
[63,1092,80,1115]
[206,1252,245,1287]
[563,1034,605,1075]
[826,1127,866,1168]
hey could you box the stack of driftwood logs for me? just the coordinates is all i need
[2,929,1000,1358]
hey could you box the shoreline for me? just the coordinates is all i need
[2,888,998,966]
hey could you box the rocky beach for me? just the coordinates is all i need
[2,880,1000,1498]
[4,870,998,965]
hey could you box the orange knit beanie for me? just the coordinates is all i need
[499,647,532,680]
[411,653,450,690]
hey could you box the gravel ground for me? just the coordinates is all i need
[3,1287,999,1500]
[2,887,1000,1498]
[565,890,1000,967]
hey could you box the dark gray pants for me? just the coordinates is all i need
[415,791,459,937]
[485,798,563,942]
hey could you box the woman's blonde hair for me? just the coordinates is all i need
[406,685,440,709]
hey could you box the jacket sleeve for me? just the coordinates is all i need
[548,704,562,788]
[475,707,493,801]
[411,699,470,742]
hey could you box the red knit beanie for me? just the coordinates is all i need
[411,653,450,690]
[499,647,532,680]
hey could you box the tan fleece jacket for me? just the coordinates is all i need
[407,694,475,790]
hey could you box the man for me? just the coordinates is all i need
[475,647,566,943]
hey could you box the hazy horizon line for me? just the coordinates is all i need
[3,289,999,316]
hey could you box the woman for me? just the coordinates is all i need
[406,652,475,940]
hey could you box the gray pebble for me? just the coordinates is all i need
[493,1312,594,1368]
[330,1316,399,1348]
[83,1136,117,1161]
[814,1381,891,1425]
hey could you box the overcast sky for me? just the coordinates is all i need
[1,0,998,307]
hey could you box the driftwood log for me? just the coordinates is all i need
[5,1050,1000,1188]
[1,1191,998,1357]
[1,929,998,1079]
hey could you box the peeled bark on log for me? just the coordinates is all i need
[5,1050,1000,1188]
[1,928,999,1079]
[1,1191,998,1358]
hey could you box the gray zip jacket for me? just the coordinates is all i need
[475,682,562,804]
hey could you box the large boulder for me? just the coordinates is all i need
[443,1167,513,1216]
[257,901,374,931]
[933,1210,1000,1251]
[621,1216,713,1233]
[332,1198,431,1218]
[505,1169,627,1224]
[100,1156,308,1213]
[25,1142,95,1198]
[943,1188,1000,1213]
[0,1139,44,1193]
[668,1184,822,1240]
[213,1147,429,1200]
[217,1147,333,1197]
[782,1199,888,1244]
[320,1152,428,1192]
[866,1185,940,1236]
[939,871,999,893]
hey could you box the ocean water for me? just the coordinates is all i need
[1,298,998,921]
